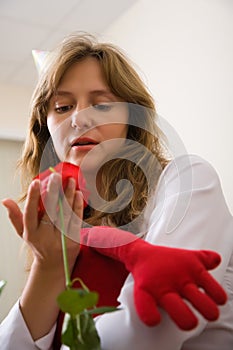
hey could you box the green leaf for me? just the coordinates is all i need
[77,311,101,349]
[0,280,6,296]
[61,313,101,350]
[85,306,119,315]
[57,289,99,317]
[62,314,80,350]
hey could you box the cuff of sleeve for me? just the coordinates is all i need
[35,323,56,349]
[0,300,56,350]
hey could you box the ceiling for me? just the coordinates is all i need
[0,0,137,88]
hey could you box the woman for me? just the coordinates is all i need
[0,33,232,349]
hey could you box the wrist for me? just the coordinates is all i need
[31,246,79,275]
[31,256,67,283]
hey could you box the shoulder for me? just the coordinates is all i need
[163,153,219,181]
[144,154,232,247]
[143,154,226,234]
[156,153,221,197]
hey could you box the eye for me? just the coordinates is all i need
[92,104,112,112]
[55,105,73,114]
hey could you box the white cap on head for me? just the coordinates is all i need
[32,49,50,74]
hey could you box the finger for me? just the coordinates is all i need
[63,178,76,209]
[134,287,161,326]
[160,293,198,330]
[182,283,219,320]
[61,177,76,230]
[197,250,221,270]
[2,199,24,237]
[24,180,41,233]
[73,191,84,217]
[43,173,62,222]
[68,191,84,242]
[198,270,227,305]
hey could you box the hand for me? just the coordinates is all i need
[2,168,85,341]
[81,226,227,330]
[2,173,82,272]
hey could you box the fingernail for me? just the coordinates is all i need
[47,173,60,188]
[32,179,40,187]
[2,199,9,208]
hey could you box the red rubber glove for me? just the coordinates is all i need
[35,162,88,219]
[81,226,227,330]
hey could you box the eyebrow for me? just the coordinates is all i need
[90,89,114,97]
[54,90,72,97]
[54,89,115,98]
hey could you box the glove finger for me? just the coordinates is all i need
[198,270,227,305]
[134,287,161,326]
[183,283,219,321]
[196,250,221,270]
[160,293,198,330]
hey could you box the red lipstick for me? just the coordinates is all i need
[71,137,98,151]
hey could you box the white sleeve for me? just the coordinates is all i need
[95,154,233,350]
[146,154,233,273]
[0,300,56,350]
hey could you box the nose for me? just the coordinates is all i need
[71,103,93,130]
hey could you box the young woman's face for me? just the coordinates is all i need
[47,57,128,174]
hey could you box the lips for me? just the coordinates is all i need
[71,137,98,147]
[71,137,99,153]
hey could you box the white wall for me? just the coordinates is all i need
[0,140,27,321]
[0,84,33,140]
[0,62,33,322]
[0,83,32,320]
[103,0,233,213]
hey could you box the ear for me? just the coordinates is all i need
[32,49,50,75]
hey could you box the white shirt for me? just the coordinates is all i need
[1,154,233,350]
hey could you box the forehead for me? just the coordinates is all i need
[58,57,108,90]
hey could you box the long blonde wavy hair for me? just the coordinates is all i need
[19,32,168,232]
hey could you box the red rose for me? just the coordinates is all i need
[35,162,88,219]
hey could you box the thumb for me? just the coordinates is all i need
[196,250,221,270]
[2,198,24,238]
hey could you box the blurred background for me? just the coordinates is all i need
[0,0,232,321]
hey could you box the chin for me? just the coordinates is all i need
[62,158,80,166]
[65,151,107,175]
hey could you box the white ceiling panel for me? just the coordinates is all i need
[59,0,136,33]
[8,57,38,87]
[0,61,17,81]
[0,0,138,87]
[0,0,80,28]
[0,16,49,60]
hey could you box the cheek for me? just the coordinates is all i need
[47,115,67,141]
[47,114,58,135]
[46,115,54,137]
[101,124,128,140]
[46,117,66,155]
[102,104,128,139]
